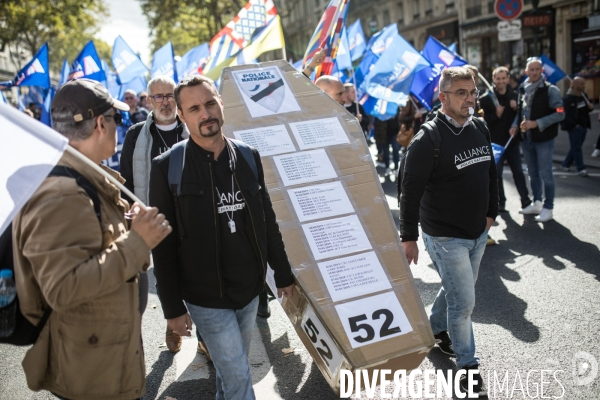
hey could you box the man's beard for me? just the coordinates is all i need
[154,107,176,123]
[198,118,220,137]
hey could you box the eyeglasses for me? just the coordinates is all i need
[442,89,480,100]
[105,111,123,125]
[151,94,175,103]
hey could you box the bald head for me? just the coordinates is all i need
[315,75,346,105]
[572,76,586,93]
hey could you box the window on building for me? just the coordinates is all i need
[425,0,433,16]
[398,2,405,26]
[383,9,390,26]
[445,0,455,13]
[413,0,420,19]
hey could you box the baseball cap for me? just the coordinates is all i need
[52,79,129,122]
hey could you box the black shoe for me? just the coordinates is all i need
[257,291,270,318]
[459,364,487,398]
[433,331,455,357]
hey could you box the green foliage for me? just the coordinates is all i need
[0,0,110,73]
[138,0,245,56]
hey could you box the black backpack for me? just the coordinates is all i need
[167,138,258,240]
[397,116,490,206]
[0,166,101,346]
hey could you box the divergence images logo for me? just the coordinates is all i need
[572,351,598,386]
[237,67,285,113]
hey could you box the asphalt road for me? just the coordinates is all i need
[1,144,599,399]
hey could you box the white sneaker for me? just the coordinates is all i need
[384,167,392,176]
[535,208,553,222]
[519,200,543,215]
[592,149,599,157]
[579,169,589,177]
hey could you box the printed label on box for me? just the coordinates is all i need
[301,305,344,377]
[302,215,372,260]
[287,181,354,222]
[273,149,337,187]
[289,117,350,150]
[317,252,392,302]
[335,292,413,349]
[233,125,296,156]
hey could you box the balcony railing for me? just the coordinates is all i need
[466,5,482,18]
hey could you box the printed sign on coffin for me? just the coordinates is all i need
[219,60,434,395]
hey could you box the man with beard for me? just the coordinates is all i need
[119,75,200,356]
[149,75,295,400]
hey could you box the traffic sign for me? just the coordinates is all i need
[494,0,523,21]
[498,20,522,42]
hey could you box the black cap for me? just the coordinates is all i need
[51,79,129,122]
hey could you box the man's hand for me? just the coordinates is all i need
[415,110,423,119]
[356,113,363,122]
[520,119,538,131]
[402,241,419,266]
[168,313,193,337]
[496,105,505,118]
[510,99,517,110]
[277,284,295,299]
[130,206,172,249]
[509,126,518,137]
[485,217,494,231]
[309,48,325,69]
[588,102,595,111]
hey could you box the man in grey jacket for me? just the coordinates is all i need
[510,58,564,222]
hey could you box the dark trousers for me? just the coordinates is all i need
[497,143,530,208]
[383,133,401,169]
[562,126,587,171]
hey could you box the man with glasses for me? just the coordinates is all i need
[123,89,149,124]
[511,58,565,222]
[120,75,198,355]
[13,79,171,400]
[400,67,498,397]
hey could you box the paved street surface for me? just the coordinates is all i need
[1,113,599,399]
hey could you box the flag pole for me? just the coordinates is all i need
[282,46,286,62]
[478,73,499,107]
[64,145,148,210]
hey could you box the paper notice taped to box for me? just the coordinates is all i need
[287,181,354,222]
[273,149,337,187]
[335,291,413,349]
[301,304,344,377]
[232,67,301,118]
[302,215,372,260]
[317,252,392,302]
[233,125,296,156]
[289,117,350,150]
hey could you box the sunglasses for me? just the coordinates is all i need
[105,111,123,125]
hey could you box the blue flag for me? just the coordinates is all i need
[17,88,26,111]
[540,55,567,85]
[336,27,353,71]
[354,24,398,96]
[69,41,106,82]
[410,36,467,110]
[361,33,430,106]
[41,87,55,127]
[359,94,399,121]
[347,19,366,61]
[117,76,147,101]
[112,36,149,84]
[0,91,8,104]
[492,143,505,164]
[22,86,47,107]
[331,62,349,83]
[1,43,51,89]
[103,60,121,99]
[176,43,209,82]
[151,41,177,82]
[448,42,457,53]
[292,59,303,72]
[58,59,70,87]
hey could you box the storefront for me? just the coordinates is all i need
[572,15,600,99]
[461,20,501,79]
[426,21,460,49]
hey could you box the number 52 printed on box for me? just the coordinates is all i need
[335,292,413,349]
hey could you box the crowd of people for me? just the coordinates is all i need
[5,55,597,400]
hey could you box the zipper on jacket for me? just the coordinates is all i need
[233,172,266,281]
[209,162,223,298]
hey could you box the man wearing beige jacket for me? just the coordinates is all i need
[12,79,170,400]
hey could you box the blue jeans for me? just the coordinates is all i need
[423,230,488,369]
[497,143,530,208]
[186,297,259,400]
[383,133,401,169]
[562,126,587,172]
[521,136,555,210]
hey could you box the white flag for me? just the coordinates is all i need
[0,102,68,235]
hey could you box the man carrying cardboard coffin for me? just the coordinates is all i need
[399,67,498,397]
[13,79,171,400]
[149,75,295,400]
[315,75,347,106]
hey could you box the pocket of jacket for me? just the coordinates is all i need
[56,317,129,396]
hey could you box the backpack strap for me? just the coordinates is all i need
[167,139,188,240]
[49,166,101,223]
[470,117,492,144]
[229,138,258,181]
[420,119,443,170]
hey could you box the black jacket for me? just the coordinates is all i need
[480,87,518,147]
[149,138,294,319]
[345,102,370,133]
[561,91,591,131]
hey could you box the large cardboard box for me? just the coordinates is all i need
[218,60,434,395]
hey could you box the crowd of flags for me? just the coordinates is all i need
[0,0,571,127]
